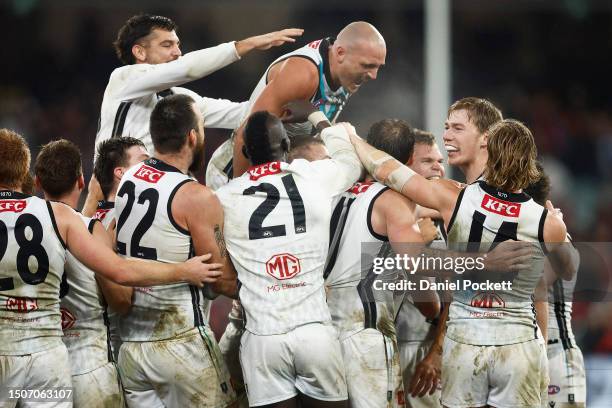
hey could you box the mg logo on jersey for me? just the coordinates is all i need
[134,165,165,183]
[470,292,505,308]
[5,297,38,312]
[248,161,282,181]
[266,253,301,280]
[60,307,76,330]
[0,200,27,213]
[349,182,373,194]
[481,194,521,217]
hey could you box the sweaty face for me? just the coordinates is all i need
[336,41,386,93]
[443,109,485,168]
[138,29,182,65]
[409,143,445,180]
[125,145,150,168]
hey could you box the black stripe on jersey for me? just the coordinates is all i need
[112,102,132,138]
[538,208,548,254]
[435,219,448,243]
[367,187,390,242]
[467,211,486,252]
[156,89,174,98]
[88,218,99,234]
[188,238,205,327]
[358,243,393,329]
[446,187,466,234]
[59,269,69,298]
[553,279,573,349]
[0,190,30,199]
[222,159,233,179]
[319,38,338,92]
[102,307,114,363]
[167,179,193,236]
[46,201,67,249]
[146,158,184,174]
[97,200,115,210]
[324,196,356,280]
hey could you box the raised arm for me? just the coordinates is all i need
[52,202,222,287]
[117,29,303,101]
[233,57,319,178]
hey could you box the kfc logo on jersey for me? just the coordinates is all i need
[248,161,282,181]
[134,165,165,183]
[308,39,322,49]
[0,200,27,213]
[548,385,560,395]
[481,194,521,217]
[93,209,110,221]
[266,253,301,280]
[60,307,76,330]
[5,297,38,312]
[470,292,505,308]
[349,182,373,195]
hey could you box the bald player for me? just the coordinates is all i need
[206,21,386,189]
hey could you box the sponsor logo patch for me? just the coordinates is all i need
[349,182,373,194]
[5,297,38,312]
[548,385,560,395]
[0,200,27,213]
[470,292,505,308]
[266,253,301,280]
[93,208,110,221]
[481,194,521,217]
[60,307,76,330]
[248,161,282,181]
[308,40,322,49]
[134,165,165,183]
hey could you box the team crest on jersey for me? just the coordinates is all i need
[60,307,76,330]
[248,161,282,181]
[134,164,165,183]
[0,200,27,213]
[348,182,373,194]
[5,297,38,312]
[266,253,301,280]
[470,292,505,308]
[93,208,109,221]
[481,194,521,217]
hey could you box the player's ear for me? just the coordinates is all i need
[335,45,346,63]
[77,175,85,191]
[113,166,124,182]
[132,44,146,63]
[480,131,489,148]
[34,175,43,192]
[187,130,197,148]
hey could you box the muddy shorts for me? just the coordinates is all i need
[545,340,586,407]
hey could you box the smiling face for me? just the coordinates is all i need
[334,40,386,93]
[409,143,445,180]
[443,109,486,169]
[134,28,182,65]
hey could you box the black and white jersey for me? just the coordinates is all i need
[115,158,209,341]
[92,200,115,229]
[0,191,67,355]
[95,43,248,157]
[61,214,113,375]
[446,180,547,345]
[216,159,357,335]
[206,38,351,190]
[547,236,577,349]
[324,181,399,339]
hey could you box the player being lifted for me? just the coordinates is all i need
[207,21,386,189]
[0,129,221,407]
[216,112,362,408]
[348,119,568,408]
[114,94,238,407]
[34,140,128,407]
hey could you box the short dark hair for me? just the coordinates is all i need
[35,139,82,198]
[150,94,198,154]
[94,137,145,199]
[244,111,278,166]
[366,119,415,163]
[524,162,551,206]
[113,14,177,65]
[413,128,436,146]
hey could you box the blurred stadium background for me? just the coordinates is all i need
[1,0,611,404]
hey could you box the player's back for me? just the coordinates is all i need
[0,190,67,354]
[115,158,209,341]
[216,159,340,335]
[446,180,547,345]
[60,213,113,375]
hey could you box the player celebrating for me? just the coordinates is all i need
[85,13,302,213]
[206,21,386,189]
[216,112,362,407]
[114,94,238,407]
[0,129,222,406]
[34,140,126,407]
[349,119,567,408]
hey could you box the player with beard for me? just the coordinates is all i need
[348,119,568,408]
[206,21,386,190]
[114,94,239,407]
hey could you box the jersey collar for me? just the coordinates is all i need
[478,181,531,203]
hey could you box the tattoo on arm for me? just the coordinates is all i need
[214,224,228,258]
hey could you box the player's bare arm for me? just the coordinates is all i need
[90,220,133,316]
[51,201,222,287]
[172,181,238,298]
[232,58,319,178]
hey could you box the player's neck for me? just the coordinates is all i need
[0,184,20,192]
[154,152,190,174]
[45,189,80,210]
[462,155,487,184]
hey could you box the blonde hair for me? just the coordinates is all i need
[448,97,502,134]
[0,129,31,189]
[485,119,540,192]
